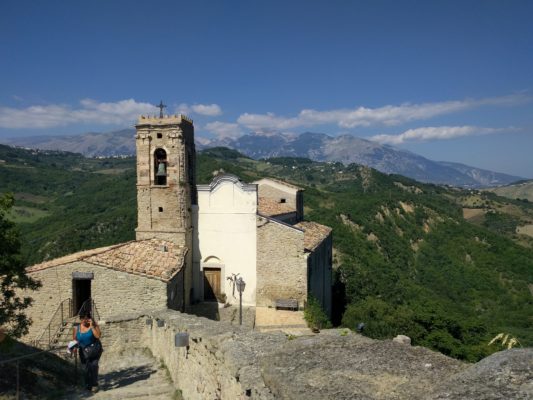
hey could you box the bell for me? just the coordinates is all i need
[156,162,166,177]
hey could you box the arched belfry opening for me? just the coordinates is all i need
[154,148,167,185]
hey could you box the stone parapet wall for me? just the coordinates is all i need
[100,309,278,399]
[256,216,307,308]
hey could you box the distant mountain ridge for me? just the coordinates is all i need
[2,129,136,157]
[212,131,523,188]
[1,129,523,187]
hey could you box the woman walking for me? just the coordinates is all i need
[73,312,102,392]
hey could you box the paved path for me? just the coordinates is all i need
[187,302,256,329]
[63,350,177,399]
[188,303,312,335]
[255,307,312,335]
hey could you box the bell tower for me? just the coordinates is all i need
[135,113,197,246]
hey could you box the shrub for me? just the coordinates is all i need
[304,296,332,330]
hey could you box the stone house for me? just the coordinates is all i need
[22,114,332,341]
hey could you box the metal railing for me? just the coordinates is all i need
[33,298,72,349]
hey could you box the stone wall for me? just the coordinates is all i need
[307,234,333,317]
[100,309,279,400]
[167,270,185,311]
[255,179,304,221]
[257,184,297,211]
[256,216,307,308]
[23,262,168,340]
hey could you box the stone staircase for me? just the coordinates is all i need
[63,349,178,399]
[53,317,78,349]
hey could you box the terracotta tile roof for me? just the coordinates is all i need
[258,197,296,217]
[26,239,187,282]
[294,221,332,251]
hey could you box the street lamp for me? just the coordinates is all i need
[236,277,246,325]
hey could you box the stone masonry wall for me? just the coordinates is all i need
[23,262,168,341]
[256,216,307,308]
[99,309,280,400]
[257,184,297,210]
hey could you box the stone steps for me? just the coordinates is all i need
[62,350,177,399]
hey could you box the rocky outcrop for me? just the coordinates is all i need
[432,349,533,400]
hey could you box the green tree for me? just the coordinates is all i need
[0,193,40,337]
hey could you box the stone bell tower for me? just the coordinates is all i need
[135,112,197,246]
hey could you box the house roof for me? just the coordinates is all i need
[258,197,296,217]
[26,239,187,282]
[294,221,332,251]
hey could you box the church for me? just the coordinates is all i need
[23,113,332,341]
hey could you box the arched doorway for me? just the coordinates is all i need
[203,256,224,302]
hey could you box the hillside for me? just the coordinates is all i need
[0,144,531,362]
[0,144,136,262]
[485,179,533,202]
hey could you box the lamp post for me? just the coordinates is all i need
[236,277,246,325]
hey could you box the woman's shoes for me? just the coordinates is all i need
[91,386,100,393]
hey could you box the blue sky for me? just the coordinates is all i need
[1,0,532,177]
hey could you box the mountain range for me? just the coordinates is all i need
[1,129,523,187]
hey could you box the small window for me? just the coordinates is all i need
[280,198,286,203]
[158,207,163,212]
[157,133,162,139]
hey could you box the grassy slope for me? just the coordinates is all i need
[1,145,531,361]
[486,180,533,202]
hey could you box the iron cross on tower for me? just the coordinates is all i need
[157,100,167,118]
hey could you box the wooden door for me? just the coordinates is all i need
[203,268,221,301]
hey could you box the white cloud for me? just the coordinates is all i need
[191,104,222,116]
[0,99,155,129]
[174,103,222,117]
[369,126,511,145]
[0,99,224,129]
[204,121,243,139]
[237,112,302,130]
[236,93,529,131]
